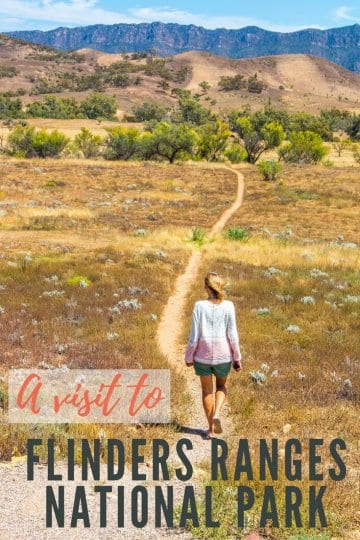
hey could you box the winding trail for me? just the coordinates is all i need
[156,166,244,447]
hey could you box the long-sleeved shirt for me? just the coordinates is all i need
[184,299,242,366]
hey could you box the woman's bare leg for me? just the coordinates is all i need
[199,375,214,435]
[213,375,228,419]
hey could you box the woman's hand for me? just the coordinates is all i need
[233,360,242,372]
[185,362,194,368]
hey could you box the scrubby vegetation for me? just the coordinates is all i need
[1,94,360,166]
[218,72,265,94]
[24,53,193,94]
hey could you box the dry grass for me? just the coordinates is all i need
[229,164,360,242]
[182,52,360,114]
[1,160,240,462]
[0,157,358,537]
[0,241,192,461]
[181,163,359,538]
[0,159,236,234]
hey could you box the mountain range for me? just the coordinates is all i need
[8,22,360,73]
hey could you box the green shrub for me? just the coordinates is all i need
[224,143,247,163]
[196,120,231,161]
[171,97,214,126]
[0,65,18,78]
[27,95,83,119]
[73,127,103,158]
[278,131,328,164]
[191,228,206,245]
[219,74,246,91]
[66,275,91,287]
[257,159,282,181]
[80,92,117,120]
[223,227,250,241]
[131,101,168,122]
[247,73,264,94]
[103,126,142,160]
[7,126,69,158]
[345,114,360,140]
[0,96,23,119]
[148,121,198,163]
[32,129,70,157]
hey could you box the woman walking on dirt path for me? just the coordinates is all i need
[184,272,242,439]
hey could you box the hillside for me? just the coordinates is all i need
[1,35,360,117]
[180,51,360,114]
[7,21,360,73]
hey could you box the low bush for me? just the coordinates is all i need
[223,227,250,241]
[258,159,282,181]
[7,126,69,158]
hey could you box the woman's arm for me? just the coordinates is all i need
[226,302,242,368]
[184,304,200,365]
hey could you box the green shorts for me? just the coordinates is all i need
[193,361,231,377]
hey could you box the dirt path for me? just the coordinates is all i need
[156,166,244,451]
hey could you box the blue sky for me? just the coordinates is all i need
[0,1,359,33]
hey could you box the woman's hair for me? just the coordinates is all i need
[204,272,227,301]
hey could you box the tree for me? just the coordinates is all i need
[278,131,328,164]
[103,126,141,160]
[197,120,231,161]
[171,96,214,125]
[247,73,264,94]
[199,81,211,93]
[110,73,130,88]
[149,121,198,163]
[27,95,83,119]
[224,143,247,163]
[320,108,352,132]
[0,96,23,119]
[289,112,333,141]
[131,101,168,122]
[137,131,157,160]
[218,74,246,91]
[7,125,36,157]
[235,118,285,164]
[7,126,69,158]
[345,115,360,141]
[332,137,351,157]
[80,92,117,120]
[73,127,103,158]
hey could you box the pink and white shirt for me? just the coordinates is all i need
[184,299,242,366]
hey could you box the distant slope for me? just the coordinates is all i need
[1,35,359,116]
[7,22,360,73]
[181,51,360,100]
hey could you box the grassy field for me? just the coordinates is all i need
[182,164,359,538]
[0,159,236,235]
[0,160,237,463]
[0,158,359,537]
[229,164,359,241]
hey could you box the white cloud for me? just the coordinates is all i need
[334,5,360,22]
[0,1,322,33]
[0,0,134,30]
[129,7,321,32]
